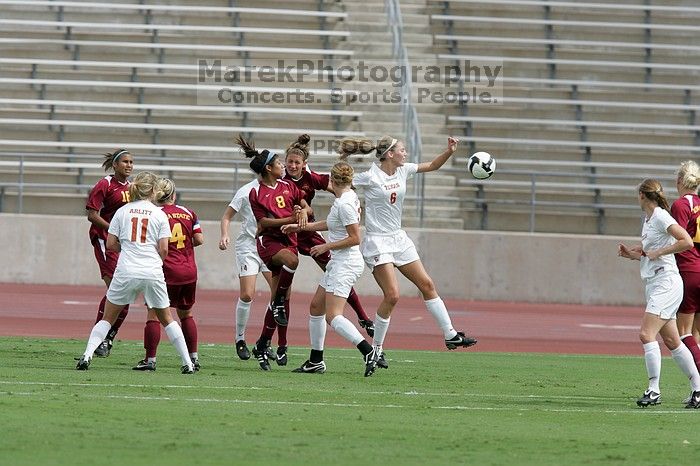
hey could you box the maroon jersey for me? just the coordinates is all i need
[284,169,329,222]
[161,204,202,285]
[86,175,130,243]
[249,179,303,245]
[671,194,700,273]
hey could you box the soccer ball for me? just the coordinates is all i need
[467,151,496,179]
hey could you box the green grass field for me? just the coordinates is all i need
[2,337,700,466]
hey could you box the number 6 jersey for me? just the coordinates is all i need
[108,199,171,279]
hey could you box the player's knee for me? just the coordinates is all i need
[384,290,400,307]
[418,278,436,296]
[639,331,655,344]
[239,292,254,302]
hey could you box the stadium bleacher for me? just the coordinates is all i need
[1,0,699,234]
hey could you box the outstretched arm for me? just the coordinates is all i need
[417,137,459,174]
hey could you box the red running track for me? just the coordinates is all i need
[0,283,646,355]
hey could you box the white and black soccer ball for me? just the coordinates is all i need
[467,151,496,180]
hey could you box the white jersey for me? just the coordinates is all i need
[640,207,680,280]
[108,199,171,280]
[326,190,362,257]
[353,162,418,234]
[229,179,260,254]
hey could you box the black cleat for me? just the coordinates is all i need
[181,364,195,374]
[192,358,201,372]
[364,349,379,377]
[236,340,251,360]
[445,331,477,350]
[252,346,271,371]
[132,359,156,371]
[685,391,700,409]
[292,359,326,374]
[359,319,375,338]
[75,355,90,370]
[271,302,288,327]
[93,339,113,357]
[276,346,288,366]
[377,351,388,369]
[636,389,661,407]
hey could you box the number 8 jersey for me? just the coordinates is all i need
[249,179,304,245]
[108,199,172,279]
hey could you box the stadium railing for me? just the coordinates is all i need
[429,0,700,15]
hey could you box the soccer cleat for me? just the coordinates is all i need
[445,331,477,350]
[132,359,156,371]
[192,358,201,372]
[93,339,113,357]
[75,355,90,370]
[636,389,661,407]
[292,360,326,374]
[276,346,288,366]
[271,301,288,327]
[181,364,195,374]
[358,319,375,338]
[252,345,271,371]
[377,351,389,369]
[236,340,251,360]
[685,391,700,409]
[364,349,379,377]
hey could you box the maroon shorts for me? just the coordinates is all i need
[256,236,297,275]
[679,271,700,314]
[298,230,331,265]
[92,238,119,279]
[166,282,197,310]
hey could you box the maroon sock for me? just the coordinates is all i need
[261,306,277,341]
[94,295,107,324]
[180,316,198,353]
[274,267,295,302]
[277,301,290,347]
[144,320,161,359]
[346,288,370,321]
[682,335,700,371]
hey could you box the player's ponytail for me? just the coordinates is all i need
[236,134,277,175]
[639,178,670,211]
[677,160,700,192]
[128,171,158,201]
[155,178,176,205]
[337,135,397,160]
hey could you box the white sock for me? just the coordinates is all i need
[671,345,700,391]
[330,315,364,346]
[190,352,198,360]
[235,298,252,342]
[425,297,457,339]
[147,357,156,363]
[309,315,326,351]
[165,321,193,368]
[643,341,661,393]
[373,314,391,351]
[83,320,111,359]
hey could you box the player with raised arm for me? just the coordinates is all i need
[338,135,477,371]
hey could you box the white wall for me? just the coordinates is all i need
[0,213,645,306]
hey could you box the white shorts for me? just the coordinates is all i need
[360,230,420,271]
[107,274,170,309]
[319,252,364,298]
[644,272,683,320]
[235,245,269,277]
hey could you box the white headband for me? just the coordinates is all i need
[379,138,397,158]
